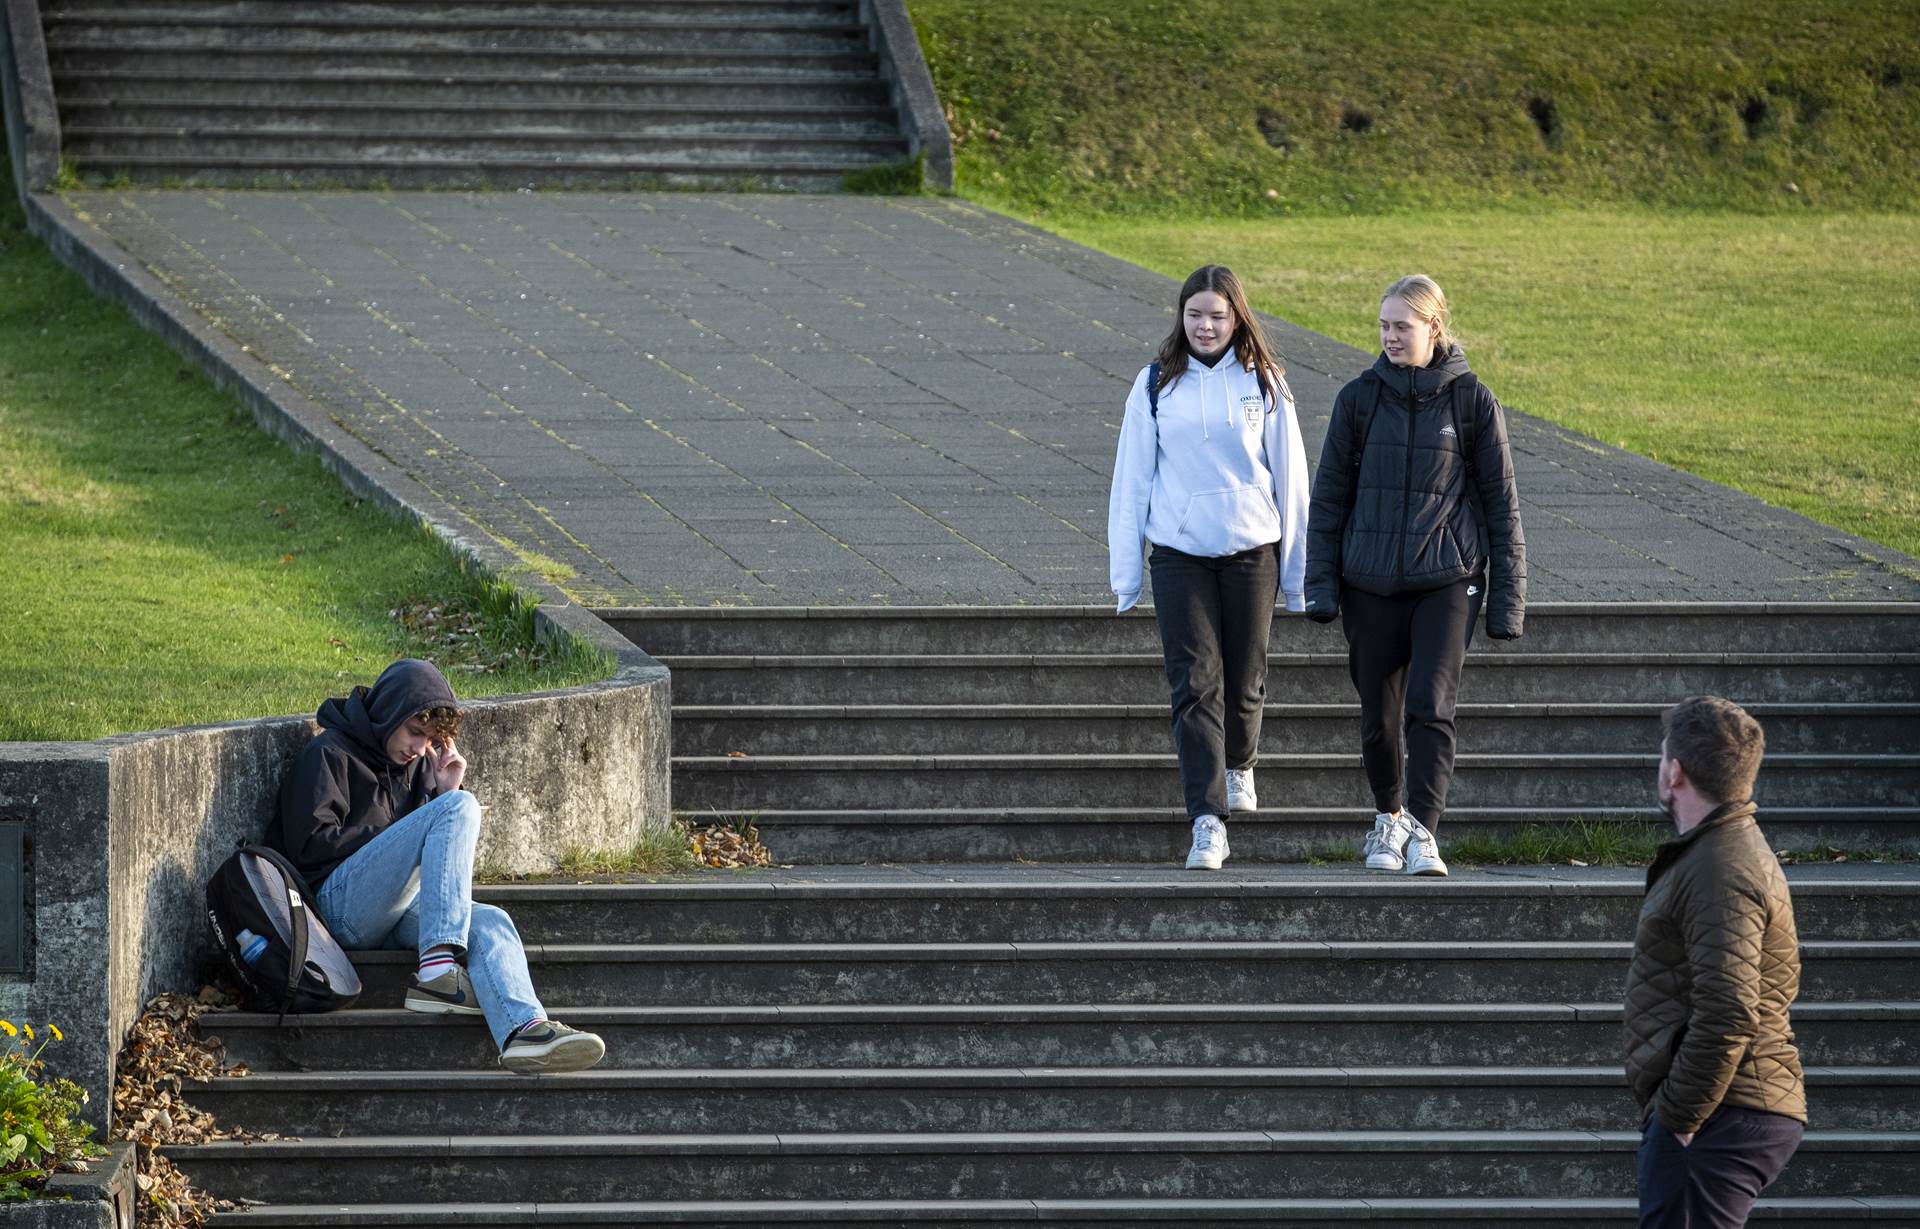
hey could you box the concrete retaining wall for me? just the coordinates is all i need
[863,0,954,191]
[1,661,670,1129]
[0,0,60,206]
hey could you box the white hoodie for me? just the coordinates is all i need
[1106,353,1310,613]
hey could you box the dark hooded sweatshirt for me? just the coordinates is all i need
[1304,345,1527,638]
[273,659,459,888]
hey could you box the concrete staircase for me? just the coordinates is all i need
[42,0,910,188]
[175,603,1920,1225]
[615,603,1920,861]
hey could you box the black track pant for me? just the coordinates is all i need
[1340,576,1483,832]
[1149,543,1279,820]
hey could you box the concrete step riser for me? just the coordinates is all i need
[676,711,1920,757]
[664,662,1919,706]
[49,26,870,53]
[54,75,892,107]
[204,1013,1919,1073]
[674,760,1917,810]
[185,1078,1910,1137]
[351,952,1908,1006]
[483,893,1919,945]
[48,47,881,76]
[69,131,905,161]
[188,1212,1920,1229]
[63,160,866,191]
[611,611,1920,657]
[61,103,900,138]
[164,1144,1899,1202]
[739,813,1920,862]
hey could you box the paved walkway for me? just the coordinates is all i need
[60,189,1920,607]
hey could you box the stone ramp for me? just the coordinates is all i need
[45,187,1920,607]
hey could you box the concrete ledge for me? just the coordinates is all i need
[862,0,953,190]
[0,0,61,204]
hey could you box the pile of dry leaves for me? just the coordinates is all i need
[689,821,773,870]
[112,987,267,1227]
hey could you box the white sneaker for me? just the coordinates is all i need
[1225,768,1258,813]
[1362,810,1413,871]
[1403,819,1449,877]
[1185,814,1230,870]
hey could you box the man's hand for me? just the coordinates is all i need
[432,738,467,793]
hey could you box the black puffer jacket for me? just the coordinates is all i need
[1304,346,1526,638]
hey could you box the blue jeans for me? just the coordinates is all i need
[316,789,544,1049]
[1638,1104,1805,1228]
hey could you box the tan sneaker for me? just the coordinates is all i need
[500,1021,607,1075]
[404,965,484,1016]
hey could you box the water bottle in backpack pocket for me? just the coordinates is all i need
[206,844,362,1017]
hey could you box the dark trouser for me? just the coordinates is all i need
[1339,576,1483,832]
[1638,1105,1805,1228]
[1149,543,1279,820]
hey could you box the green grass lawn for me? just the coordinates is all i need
[911,0,1920,561]
[1053,208,1920,560]
[0,173,610,742]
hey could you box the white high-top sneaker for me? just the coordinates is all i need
[1185,814,1230,870]
[1403,819,1449,877]
[1362,810,1414,871]
[1224,768,1258,813]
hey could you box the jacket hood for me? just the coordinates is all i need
[1372,342,1472,400]
[315,658,458,761]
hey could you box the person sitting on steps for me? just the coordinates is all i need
[273,658,606,1074]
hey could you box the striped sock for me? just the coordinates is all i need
[417,951,458,982]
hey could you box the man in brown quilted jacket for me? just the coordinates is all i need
[1623,695,1806,1228]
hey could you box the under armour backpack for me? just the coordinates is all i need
[206,844,361,1018]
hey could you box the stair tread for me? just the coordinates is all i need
[661,651,1920,666]
[329,938,1906,959]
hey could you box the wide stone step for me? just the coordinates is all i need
[53,70,891,108]
[60,153,882,190]
[464,875,1920,945]
[46,44,881,78]
[339,941,1914,1006]
[163,1130,1917,1202]
[65,127,907,164]
[670,752,1920,810]
[717,806,1920,862]
[48,16,866,53]
[189,1065,1916,1137]
[204,1196,1920,1229]
[200,1001,1920,1073]
[673,702,1920,757]
[59,99,899,138]
[607,603,1920,657]
[50,0,858,20]
[658,653,1920,706]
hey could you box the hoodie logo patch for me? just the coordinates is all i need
[1468,585,1480,597]
[1238,394,1265,428]
[1439,424,1458,438]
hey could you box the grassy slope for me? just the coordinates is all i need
[914,0,1920,218]
[0,170,609,742]
[911,0,1920,559]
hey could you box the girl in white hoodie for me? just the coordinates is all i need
[1108,265,1310,869]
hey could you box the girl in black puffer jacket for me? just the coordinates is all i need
[1304,276,1526,877]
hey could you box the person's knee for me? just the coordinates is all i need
[468,902,522,948]
[437,789,483,829]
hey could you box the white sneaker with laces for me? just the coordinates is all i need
[1362,810,1413,871]
[1185,814,1230,870]
[1403,819,1449,877]
[1224,768,1258,814]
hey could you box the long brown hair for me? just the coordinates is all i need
[1153,265,1286,401]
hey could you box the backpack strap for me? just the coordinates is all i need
[1451,372,1480,481]
[242,845,315,1026]
[1147,361,1161,418]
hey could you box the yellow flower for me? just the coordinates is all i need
[0,1021,16,1038]
[47,1025,62,1042]
[20,1025,30,1040]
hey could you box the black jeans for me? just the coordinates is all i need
[1638,1104,1805,1228]
[1339,576,1483,831]
[1148,543,1279,820]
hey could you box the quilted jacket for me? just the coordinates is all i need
[1622,801,1807,1133]
[1303,346,1526,637]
